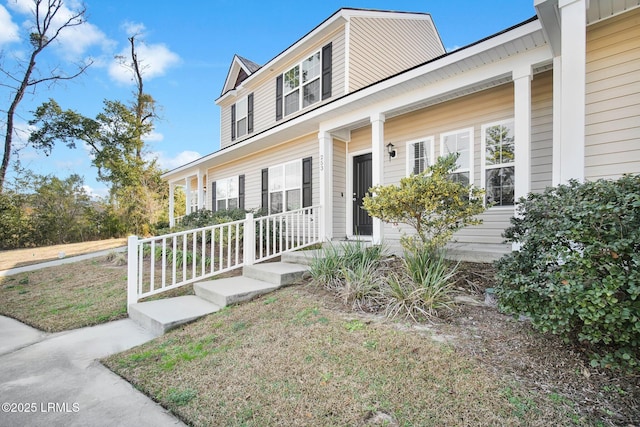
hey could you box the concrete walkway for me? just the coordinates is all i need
[0,316,185,427]
[0,246,126,277]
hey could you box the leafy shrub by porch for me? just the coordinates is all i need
[495,176,640,371]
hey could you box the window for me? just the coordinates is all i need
[268,160,301,214]
[283,51,320,116]
[441,128,473,186]
[482,120,515,206]
[215,176,239,211]
[231,94,253,141]
[235,98,247,138]
[276,43,331,120]
[406,137,434,175]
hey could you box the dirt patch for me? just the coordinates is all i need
[0,238,127,271]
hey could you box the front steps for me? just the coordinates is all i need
[128,261,309,335]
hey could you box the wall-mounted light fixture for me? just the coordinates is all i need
[386,142,396,160]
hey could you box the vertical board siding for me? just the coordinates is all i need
[332,139,347,239]
[348,17,444,92]
[585,8,640,179]
[206,134,319,212]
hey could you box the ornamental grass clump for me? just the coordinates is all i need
[385,249,458,322]
[495,175,640,372]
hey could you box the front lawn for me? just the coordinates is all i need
[103,285,585,426]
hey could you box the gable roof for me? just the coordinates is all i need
[216,7,441,101]
[220,54,262,95]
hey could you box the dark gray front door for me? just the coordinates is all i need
[353,153,373,236]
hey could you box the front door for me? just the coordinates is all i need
[353,153,373,236]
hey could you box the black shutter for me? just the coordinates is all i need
[321,43,332,100]
[275,75,283,121]
[238,175,245,210]
[231,104,236,141]
[211,181,217,212]
[261,168,269,212]
[247,94,254,134]
[302,157,312,208]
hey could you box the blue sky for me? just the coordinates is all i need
[0,0,536,197]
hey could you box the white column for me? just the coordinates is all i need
[552,56,562,186]
[513,65,532,202]
[169,183,175,227]
[197,170,204,210]
[558,0,587,183]
[185,177,192,215]
[318,131,333,241]
[370,113,385,245]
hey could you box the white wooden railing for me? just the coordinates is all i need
[127,206,321,307]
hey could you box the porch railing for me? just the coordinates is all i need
[127,205,321,307]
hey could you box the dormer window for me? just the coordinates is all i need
[276,43,332,121]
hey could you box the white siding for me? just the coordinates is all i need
[206,134,320,211]
[531,71,553,193]
[585,7,640,179]
[219,29,346,149]
[348,16,444,92]
[332,139,347,239]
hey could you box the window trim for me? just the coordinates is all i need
[268,159,303,214]
[235,97,248,138]
[481,119,516,208]
[215,176,240,211]
[405,136,435,176]
[281,49,322,117]
[440,127,474,185]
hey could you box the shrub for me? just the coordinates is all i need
[363,153,486,252]
[384,249,458,322]
[495,176,640,372]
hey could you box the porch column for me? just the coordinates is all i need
[552,56,562,186]
[169,182,175,227]
[370,113,385,245]
[197,170,204,210]
[557,0,587,183]
[185,177,192,214]
[318,131,333,241]
[513,65,532,202]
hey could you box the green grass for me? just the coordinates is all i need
[103,286,577,426]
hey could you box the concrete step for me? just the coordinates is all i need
[194,276,279,307]
[242,262,310,286]
[128,295,221,336]
[281,250,321,266]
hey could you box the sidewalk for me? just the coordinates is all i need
[0,316,185,427]
[0,246,126,277]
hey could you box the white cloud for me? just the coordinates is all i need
[446,45,462,53]
[143,131,164,143]
[6,0,113,60]
[108,41,181,84]
[82,184,109,199]
[0,5,19,45]
[122,21,146,37]
[153,150,202,171]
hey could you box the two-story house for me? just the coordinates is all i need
[162,0,640,260]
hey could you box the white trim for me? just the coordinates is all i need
[405,136,435,176]
[214,176,240,211]
[268,158,303,214]
[440,127,475,184]
[344,19,351,95]
[318,131,333,240]
[346,148,372,240]
[480,119,516,208]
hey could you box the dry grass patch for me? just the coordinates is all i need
[103,285,576,426]
[0,256,194,332]
[0,238,127,270]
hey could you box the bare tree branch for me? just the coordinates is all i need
[0,0,92,192]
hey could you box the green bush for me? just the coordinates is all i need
[495,176,640,372]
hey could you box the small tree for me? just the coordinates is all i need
[363,153,486,252]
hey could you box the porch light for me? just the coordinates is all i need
[386,142,396,160]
